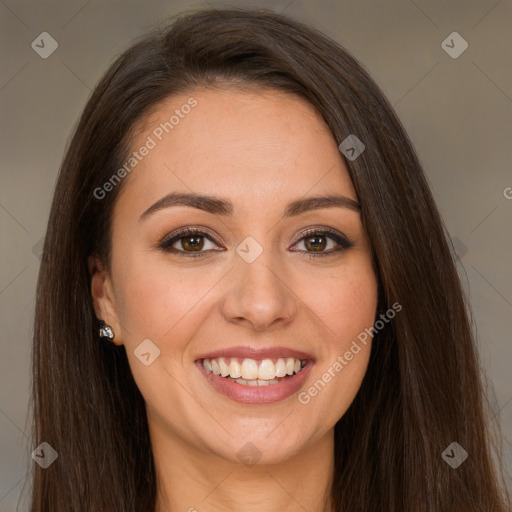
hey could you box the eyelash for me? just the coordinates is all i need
[158,226,354,259]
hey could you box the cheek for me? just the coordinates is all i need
[112,250,214,344]
[338,270,378,335]
[329,263,378,376]
[297,259,377,413]
[306,258,378,339]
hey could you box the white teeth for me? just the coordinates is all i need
[258,359,275,380]
[241,359,259,380]
[211,359,221,375]
[233,377,279,386]
[218,357,230,377]
[202,356,307,383]
[229,359,242,378]
[275,358,287,377]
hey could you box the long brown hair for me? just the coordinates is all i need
[28,8,510,511]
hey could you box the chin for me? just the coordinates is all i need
[207,428,311,467]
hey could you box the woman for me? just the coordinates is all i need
[30,7,510,512]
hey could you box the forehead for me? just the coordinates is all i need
[118,87,357,216]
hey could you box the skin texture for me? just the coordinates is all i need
[89,88,378,512]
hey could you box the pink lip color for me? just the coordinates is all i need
[195,346,314,361]
[195,359,314,405]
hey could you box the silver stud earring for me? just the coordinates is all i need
[98,320,115,342]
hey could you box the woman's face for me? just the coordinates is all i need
[90,87,378,465]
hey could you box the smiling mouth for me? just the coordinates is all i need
[201,356,308,386]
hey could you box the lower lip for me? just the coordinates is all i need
[195,360,314,405]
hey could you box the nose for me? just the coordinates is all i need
[220,248,298,332]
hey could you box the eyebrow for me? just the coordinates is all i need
[139,192,361,222]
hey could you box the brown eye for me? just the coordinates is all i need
[179,234,205,252]
[159,227,353,259]
[159,229,221,257]
[291,229,354,257]
[303,234,328,252]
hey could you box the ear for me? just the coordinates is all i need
[88,254,124,346]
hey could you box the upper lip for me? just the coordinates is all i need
[195,346,315,361]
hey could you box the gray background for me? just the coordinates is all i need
[1,0,511,509]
